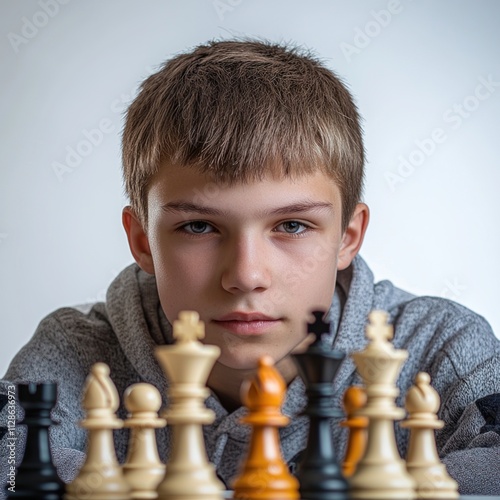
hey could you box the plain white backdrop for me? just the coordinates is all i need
[1,0,499,372]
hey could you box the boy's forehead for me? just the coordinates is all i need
[151,161,340,190]
[151,162,339,194]
[148,163,343,216]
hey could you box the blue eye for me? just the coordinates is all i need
[181,221,214,234]
[276,221,308,234]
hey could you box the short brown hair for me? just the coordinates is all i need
[122,39,364,230]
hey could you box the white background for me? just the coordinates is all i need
[1,0,499,373]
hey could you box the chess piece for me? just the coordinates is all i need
[349,310,416,500]
[291,310,349,500]
[400,372,458,499]
[340,385,368,477]
[232,356,299,500]
[6,382,65,499]
[65,363,131,500]
[154,311,224,500]
[123,383,166,499]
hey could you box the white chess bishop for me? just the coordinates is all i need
[65,362,132,500]
[401,372,459,499]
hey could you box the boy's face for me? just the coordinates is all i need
[126,164,366,371]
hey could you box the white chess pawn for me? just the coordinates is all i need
[123,383,166,499]
[401,372,459,499]
[65,362,131,500]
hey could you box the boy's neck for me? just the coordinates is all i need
[207,357,298,414]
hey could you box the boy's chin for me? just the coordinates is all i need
[216,349,298,378]
[217,350,286,372]
[216,355,265,372]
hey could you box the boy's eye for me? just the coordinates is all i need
[275,221,308,234]
[180,221,214,234]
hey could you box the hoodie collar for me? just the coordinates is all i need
[105,265,170,395]
[329,255,375,393]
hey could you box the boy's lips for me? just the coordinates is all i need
[212,312,281,336]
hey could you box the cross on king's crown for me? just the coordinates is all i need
[173,311,205,342]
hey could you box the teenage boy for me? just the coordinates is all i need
[1,40,499,496]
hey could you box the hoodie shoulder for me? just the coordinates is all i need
[390,294,496,347]
[4,302,119,382]
[5,262,169,400]
[349,256,498,377]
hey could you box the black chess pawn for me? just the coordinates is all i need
[6,382,64,500]
[292,310,349,500]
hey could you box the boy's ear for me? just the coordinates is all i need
[122,206,155,275]
[337,203,369,271]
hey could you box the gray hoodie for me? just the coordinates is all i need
[1,255,499,497]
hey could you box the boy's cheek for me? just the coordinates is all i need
[282,270,302,288]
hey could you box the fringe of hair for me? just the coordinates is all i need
[122,39,365,231]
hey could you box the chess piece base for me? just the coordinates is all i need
[348,458,416,500]
[233,434,300,500]
[156,423,224,500]
[300,470,349,500]
[157,464,223,500]
[406,464,459,499]
[65,464,131,500]
[124,465,165,499]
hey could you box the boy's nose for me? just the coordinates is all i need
[220,235,272,294]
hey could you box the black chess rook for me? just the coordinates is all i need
[6,382,64,500]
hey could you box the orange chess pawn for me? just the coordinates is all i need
[232,356,299,500]
[340,385,368,477]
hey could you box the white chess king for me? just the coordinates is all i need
[154,311,225,500]
[348,310,416,500]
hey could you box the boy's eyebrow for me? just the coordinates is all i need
[161,202,223,216]
[161,200,334,217]
[263,201,334,216]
